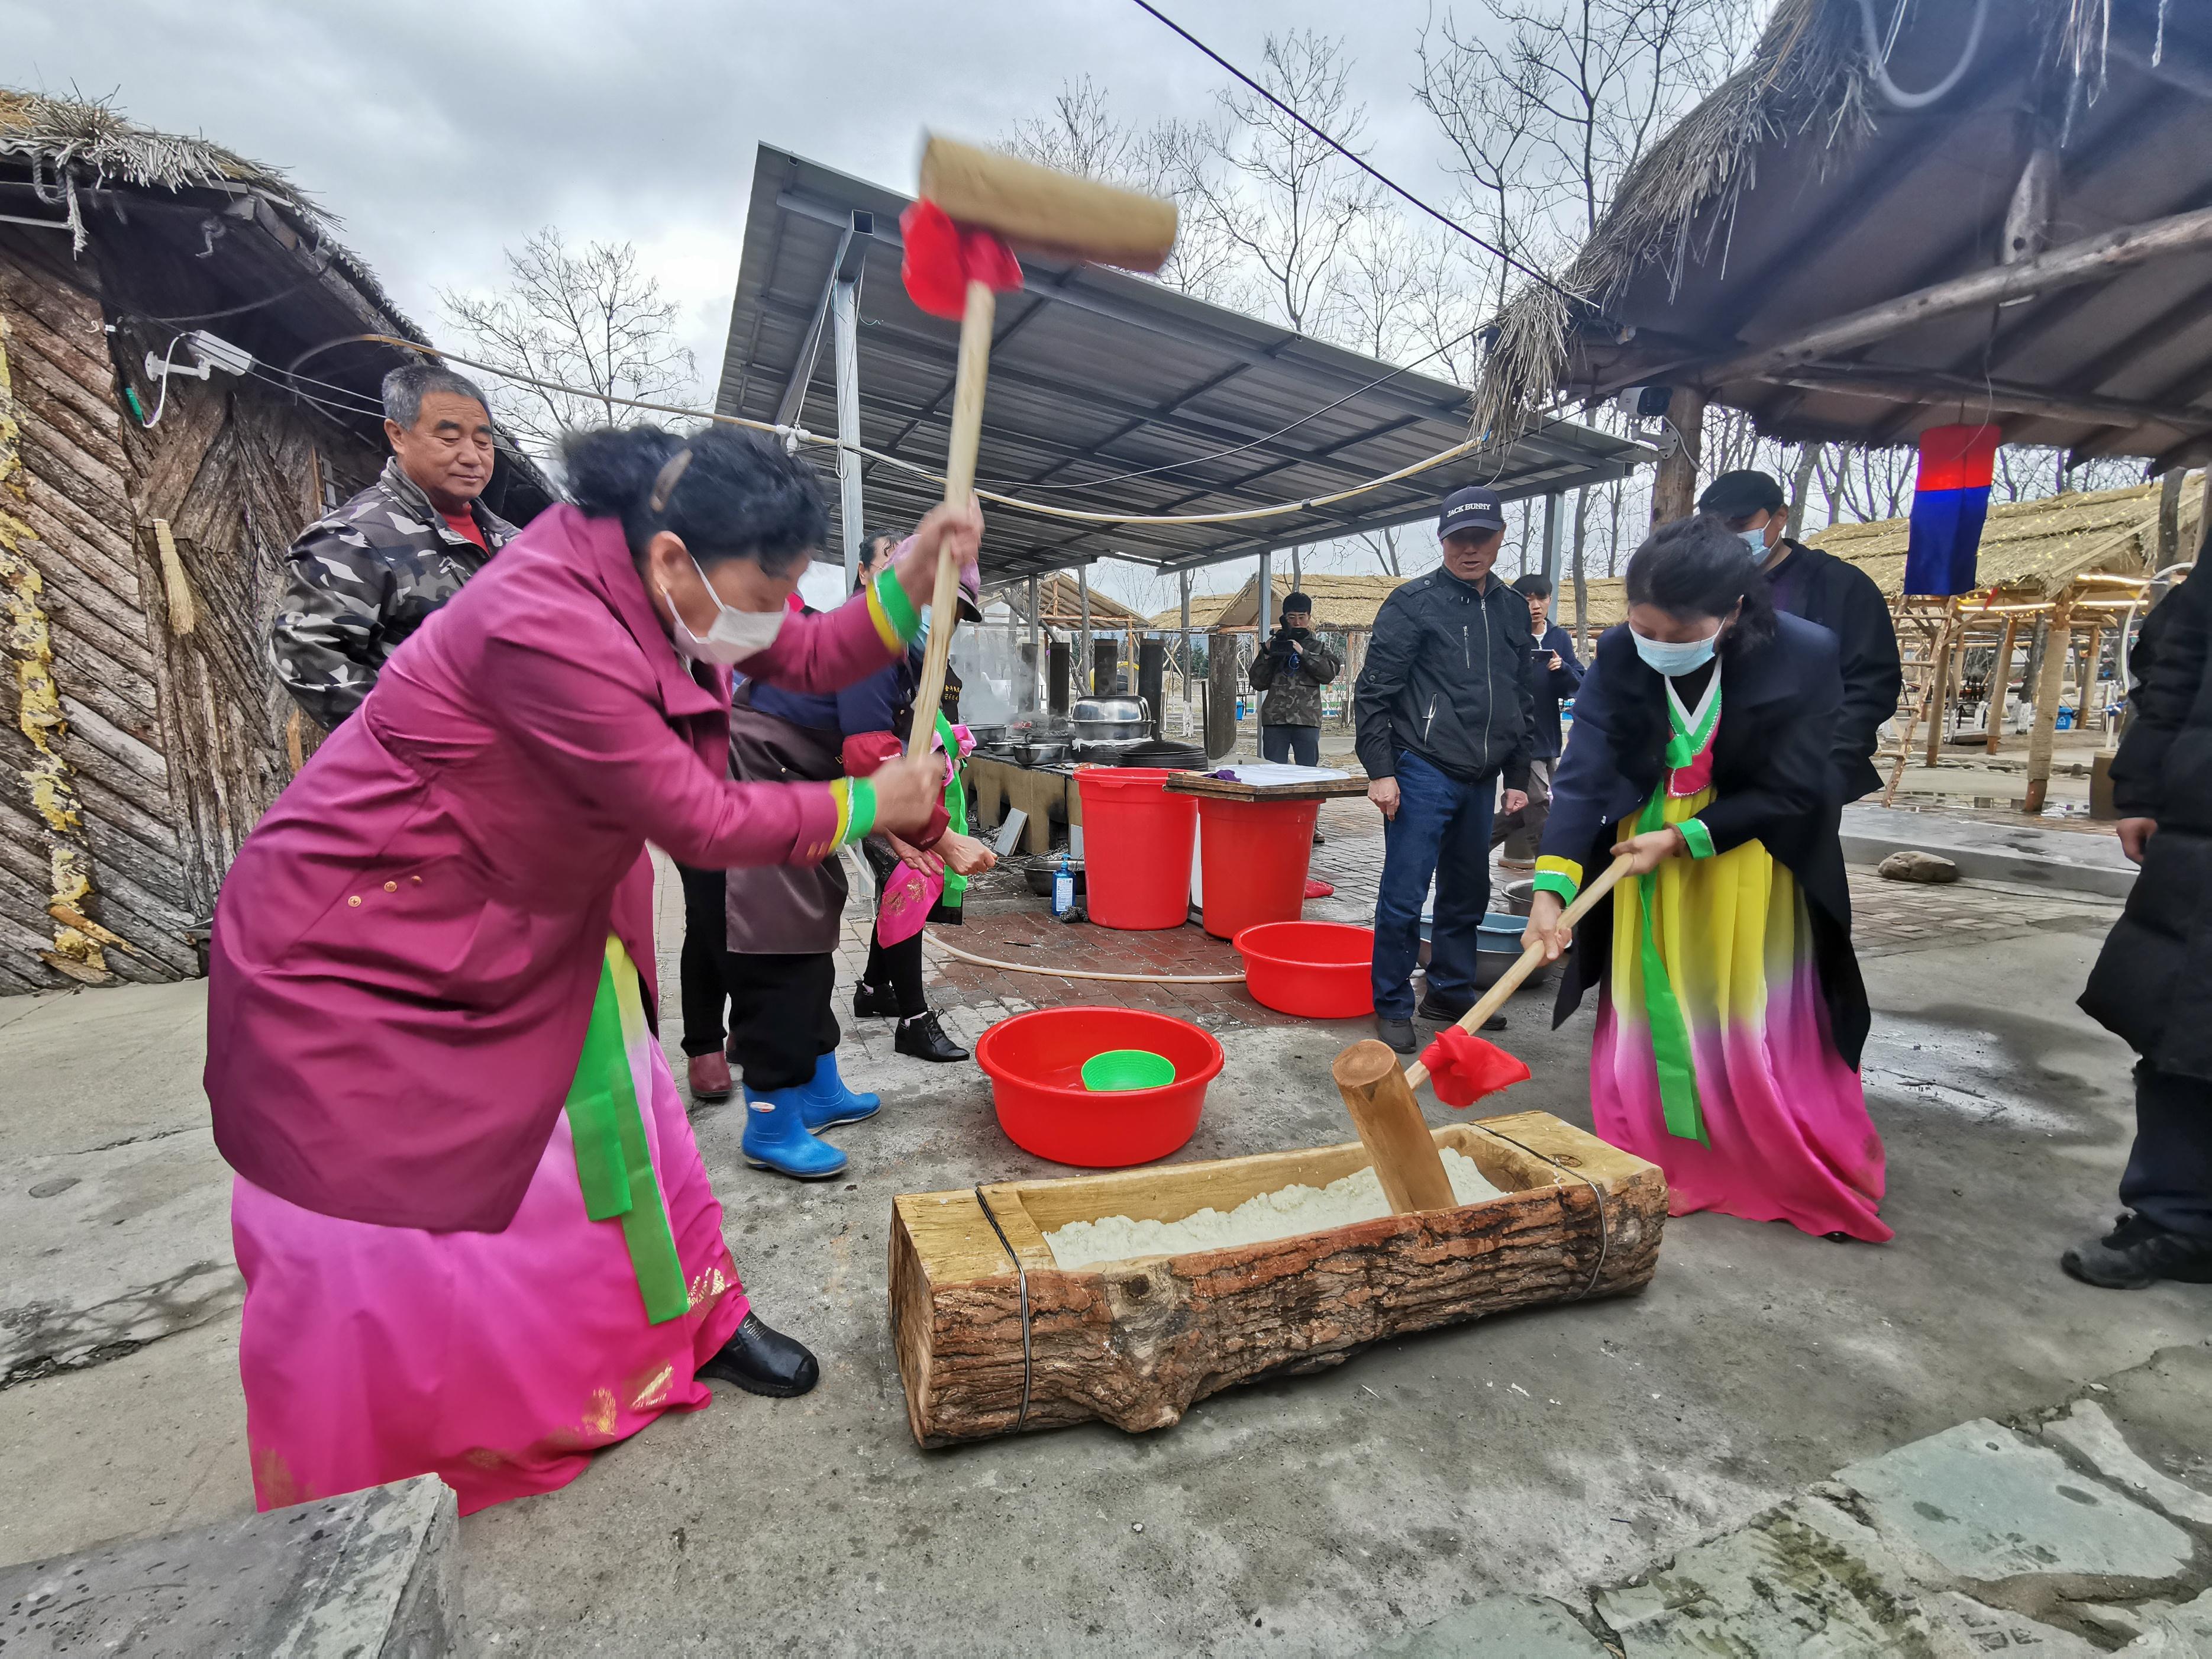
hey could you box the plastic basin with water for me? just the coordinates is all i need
[975,1006,1223,1167]
[1234,921,1374,1018]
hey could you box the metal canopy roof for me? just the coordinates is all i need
[716,145,1652,582]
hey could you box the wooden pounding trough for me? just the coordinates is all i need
[888,1112,1665,1447]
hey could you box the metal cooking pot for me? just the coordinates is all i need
[1071,696,1149,741]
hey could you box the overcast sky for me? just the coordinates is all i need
[8,0,1506,609]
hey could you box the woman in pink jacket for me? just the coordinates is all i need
[206,425,967,1515]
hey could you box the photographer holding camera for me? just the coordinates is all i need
[1248,589,1341,769]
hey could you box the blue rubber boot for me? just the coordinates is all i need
[741,1086,848,1180]
[797,1050,880,1132]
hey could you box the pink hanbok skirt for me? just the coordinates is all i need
[232,945,749,1515]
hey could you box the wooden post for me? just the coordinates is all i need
[1077,564,1092,692]
[2024,601,2071,814]
[1331,1040,1455,1214]
[1205,626,1239,760]
[1178,570,1193,737]
[2157,469,2185,570]
[2084,619,2106,739]
[1922,616,1955,767]
[1987,615,2019,754]
[1651,386,1705,525]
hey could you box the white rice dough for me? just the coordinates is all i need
[1043,1148,1506,1270]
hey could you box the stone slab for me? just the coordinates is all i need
[1593,1495,1962,1657]
[1364,1593,1610,1657]
[0,1474,457,1658]
[1840,805,2136,896]
[2121,1587,2212,1654]
[2043,1400,2212,1526]
[1836,1419,2192,1587]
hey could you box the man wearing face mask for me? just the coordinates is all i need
[1355,485,1538,1055]
[1698,470,1901,803]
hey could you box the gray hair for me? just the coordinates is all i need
[382,361,490,430]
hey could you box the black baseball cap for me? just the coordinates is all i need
[1699,469,1785,518]
[1438,486,1505,538]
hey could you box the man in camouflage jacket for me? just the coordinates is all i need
[1247,590,1341,767]
[272,364,518,728]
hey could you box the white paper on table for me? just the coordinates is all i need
[1223,763,1349,786]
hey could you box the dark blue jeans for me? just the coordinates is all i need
[2123,1061,2212,1240]
[1371,750,1495,1019]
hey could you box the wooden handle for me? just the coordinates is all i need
[1333,1040,1456,1214]
[906,279,995,759]
[1404,851,1638,1090]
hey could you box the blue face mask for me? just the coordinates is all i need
[1630,624,1722,677]
[1739,527,1769,557]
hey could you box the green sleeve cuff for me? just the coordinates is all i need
[871,565,922,644]
[1531,871,1580,904]
[1678,817,1716,860]
[837,777,877,847]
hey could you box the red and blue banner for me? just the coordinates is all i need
[1903,424,2001,596]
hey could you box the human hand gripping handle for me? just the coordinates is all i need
[868,749,951,839]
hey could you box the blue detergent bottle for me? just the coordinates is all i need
[1052,856,1075,917]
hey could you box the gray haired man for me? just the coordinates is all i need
[272,362,518,728]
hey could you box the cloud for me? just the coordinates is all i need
[8,0,1459,603]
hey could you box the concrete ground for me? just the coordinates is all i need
[2,798,2206,1656]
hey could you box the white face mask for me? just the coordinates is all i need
[661,554,786,665]
[1629,624,1722,677]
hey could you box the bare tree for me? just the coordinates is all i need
[1002,78,1242,302]
[1416,19,1556,321]
[1181,31,1383,337]
[441,229,696,458]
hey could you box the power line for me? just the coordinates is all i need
[1123,0,1585,309]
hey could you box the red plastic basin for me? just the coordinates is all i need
[975,1006,1223,1167]
[1235,921,1375,1018]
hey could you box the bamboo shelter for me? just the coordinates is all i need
[0,91,548,991]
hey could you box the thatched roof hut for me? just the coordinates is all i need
[1197,572,1407,634]
[1477,0,2212,473]
[0,91,547,991]
[1005,571,1151,630]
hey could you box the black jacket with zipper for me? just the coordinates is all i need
[1354,566,1536,789]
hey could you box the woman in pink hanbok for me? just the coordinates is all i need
[208,425,973,1513]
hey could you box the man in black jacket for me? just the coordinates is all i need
[1492,573,1584,867]
[1699,471,1903,802]
[1355,486,1536,1053]
[2072,561,2212,1287]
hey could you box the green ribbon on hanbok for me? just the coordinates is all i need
[937,711,970,910]
[564,940,690,1325]
[1633,682,1722,1145]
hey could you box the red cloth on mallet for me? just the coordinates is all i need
[900,201,1025,319]
[1419,1026,1532,1108]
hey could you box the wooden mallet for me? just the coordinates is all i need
[897,135,1178,757]
[1333,852,1638,1212]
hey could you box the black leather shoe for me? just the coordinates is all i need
[2061,1213,2212,1289]
[895,1011,969,1063]
[1312,829,1326,846]
[852,979,896,1019]
[1417,992,1505,1032]
[699,1312,819,1397]
[1376,1016,1416,1055]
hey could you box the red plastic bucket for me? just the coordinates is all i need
[1076,767,1197,931]
[976,1006,1224,1167]
[1197,796,1319,939]
[1235,921,1375,1018]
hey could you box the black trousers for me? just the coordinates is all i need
[861,841,928,1018]
[1261,724,1320,766]
[721,951,838,1092]
[676,863,731,1059]
[2123,1061,2212,1240]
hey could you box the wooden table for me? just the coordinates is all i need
[965,755,1081,856]
[1162,772,1371,802]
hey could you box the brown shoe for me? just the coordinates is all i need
[687,1052,734,1101]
